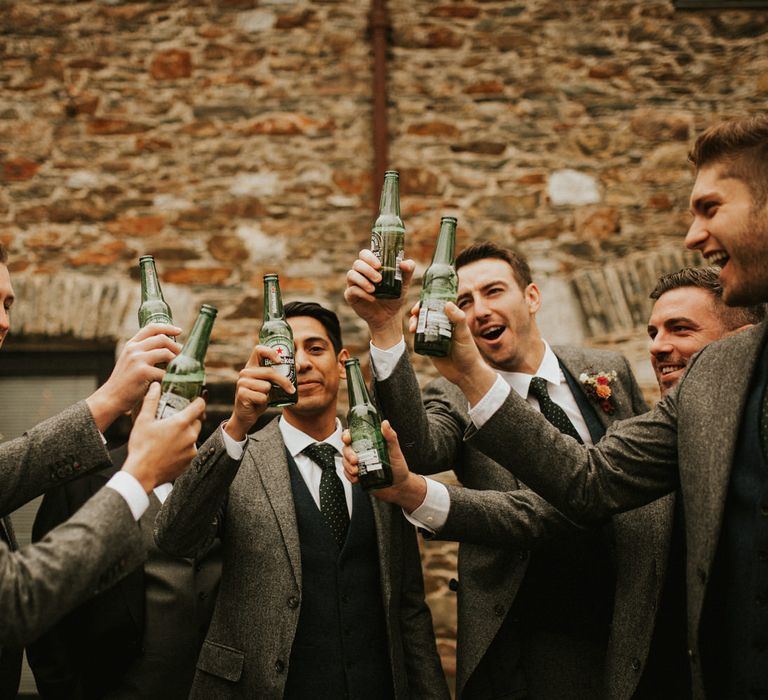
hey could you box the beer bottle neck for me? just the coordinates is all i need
[181,311,215,362]
[139,259,164,301]
[378,175,401,217]
[432,220,456,266]
[263,279,285,321]
[345,361,370,407]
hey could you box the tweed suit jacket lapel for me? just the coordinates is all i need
[249,419,302,590]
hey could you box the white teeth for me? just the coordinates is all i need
[661,366,684,375]
[707,252,729,266]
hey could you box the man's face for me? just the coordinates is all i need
[456,258,540,372]
[284,315,348,418]
[0,264,14,350]
[685,164,768,306]
[647,286,728,395]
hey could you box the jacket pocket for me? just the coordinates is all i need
[196,640,244,682]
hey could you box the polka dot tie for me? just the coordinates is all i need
[304,442,350,549]
[528,376,584,444]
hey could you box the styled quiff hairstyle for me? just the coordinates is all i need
[0,243,7,264]
[455,241,533,292]
[650,266,765,329]
[283,301,343,354]
[688,114,768,208]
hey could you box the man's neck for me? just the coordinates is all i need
[491,336,547,375]
[282,407,338,442]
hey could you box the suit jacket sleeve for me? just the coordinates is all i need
[374,353,467,475]
[467,385,680,524]
[155,427,241,558]
[0,401,109,517]
[396,515,451,700]
[0,487,144,647]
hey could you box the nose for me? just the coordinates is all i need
[684,216,707,251]
[472,294,491,320]
[0,307,9,335]
[650,332,673,359]
[294,347,311,372]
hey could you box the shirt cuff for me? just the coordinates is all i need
[220,423,247,460]
[403,478,450,534]
[468,373,510,429]
[106,471,150,522]
[369,337,406,380]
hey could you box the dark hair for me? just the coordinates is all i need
[0,243,7,264]
[650,266,765,329]
[284,301,343,353]
[688,115,768,208]
[455,242,533,291]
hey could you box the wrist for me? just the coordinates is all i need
[120,456,157,494]
[369,318,403,350]
[85,388,123,433]
[390,473,428,514]
[225,415,249,442]
[456,363,497,407]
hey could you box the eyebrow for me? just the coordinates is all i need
[689,192,719,216]
[457,279,508,301]
[303,336,330,346]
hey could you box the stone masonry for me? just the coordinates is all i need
[2,0,767,690]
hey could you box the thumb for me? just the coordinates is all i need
[444,302,472,342]
[137,382,161,425]
[381,420,405,465]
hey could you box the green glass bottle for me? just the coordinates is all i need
[259,274,298,407]
[138,255,174,328]
[415,216,458,358]
[345,358,392,491]
[156,304,217,419]
[371,170,405,299]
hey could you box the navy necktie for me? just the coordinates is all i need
[303,442,350,549]
[528,376,584,444]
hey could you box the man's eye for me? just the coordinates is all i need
[672,326,691,333]
[457,299,470,310]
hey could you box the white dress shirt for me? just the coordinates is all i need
[369,337,592,532]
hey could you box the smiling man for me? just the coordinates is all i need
[648,266,764,395]
[156,301,448,700]
[345,243,663,699]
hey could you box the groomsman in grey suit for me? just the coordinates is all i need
[0,244,206,697]
[404,115,768,698]
[345,243,658,699]
[156,301,448,699]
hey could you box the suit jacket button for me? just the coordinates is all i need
[208,447,215,454]
[448,578,459,592]
[493,604,505,617]
[288,596,299,609]
[275,659,285,674]
[687,649,697,662]
[631,659,641,672]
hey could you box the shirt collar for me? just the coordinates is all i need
[497,340,563,399]
[278,416,344,458]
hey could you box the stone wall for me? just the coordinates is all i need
[2,0,766,690]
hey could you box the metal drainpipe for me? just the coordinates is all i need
[369,0,390,215]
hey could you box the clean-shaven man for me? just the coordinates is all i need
[345,243,657,699]
[395,115,768,698]
[0,243,206,697]
[156,301,448,699]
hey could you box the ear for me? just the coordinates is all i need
[724,323,754,337]
[524,283,542,314]
[337,348,350,378]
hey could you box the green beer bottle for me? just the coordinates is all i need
[371,170,405,299]
[414,216,458,358]
[156,304,217,419]
[345,358,392,491]
[259,274,298,407]
[138,255,174,328]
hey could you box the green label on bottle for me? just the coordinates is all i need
[143,312,172,325]
[156,392,190,420]
[263,336,296,384]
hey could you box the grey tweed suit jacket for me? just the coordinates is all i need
[375,347,673,699]
[0,401,145,694]
[155,420,449,700]
[465,323,768,699]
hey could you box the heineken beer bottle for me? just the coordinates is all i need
[156,304,217,419]
[345,358,392,491]
[415,216,458,357]
[138,255,174,327]
[259,274,298,407]
[371,170,405,299]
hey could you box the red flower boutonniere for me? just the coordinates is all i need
[579,370,618,414]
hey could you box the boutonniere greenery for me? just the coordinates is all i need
[579,370,618,414]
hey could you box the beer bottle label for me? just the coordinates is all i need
[143,312,172,325]
[156,392,190,420]
[417,299,452,337]
[263,337,296,383]
[371,230,382,258]
[394,249,403,281]
[351,438,384,474]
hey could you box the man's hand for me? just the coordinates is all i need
[86,324,182,432]
[344,249,416,349]
[224,345,296,442]
[407,301,496,406]
[341,420,427,513]
[120,383,205,493]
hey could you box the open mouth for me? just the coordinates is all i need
[706,251,729,268]
[478,325,505,341]
[660,365,685,376]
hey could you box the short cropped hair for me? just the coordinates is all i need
[455,242,533,292]
[650,266,765,329]
[688,114,768,208]
[0,243,7,264]
[284,301,343,354]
